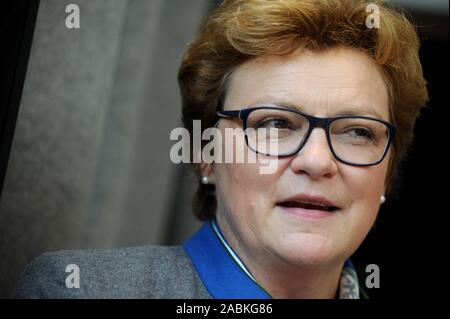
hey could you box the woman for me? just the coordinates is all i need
[16,0,428,299]
[179,0,428,299]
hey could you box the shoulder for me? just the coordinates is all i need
[15,245,210,299]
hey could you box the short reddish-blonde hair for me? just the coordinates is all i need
[178,0,429,220]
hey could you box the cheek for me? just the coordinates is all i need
[345,171,384,201]
[214,157,285,216]
[341,161,388,203]
[339,163,388,243]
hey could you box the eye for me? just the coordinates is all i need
[345,127,373,139]
[257,118,290,129]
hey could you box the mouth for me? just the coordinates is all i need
[277,200,339,212]
[276,195,340,219]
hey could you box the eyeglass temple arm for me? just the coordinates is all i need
[216,110,241,119]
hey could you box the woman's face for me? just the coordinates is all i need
[210,47,391,268]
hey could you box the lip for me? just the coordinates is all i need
[279,193,339,208]
[277,206,335,219]
[276,193,340,220]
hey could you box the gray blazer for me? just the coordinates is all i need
[15,245,211,299]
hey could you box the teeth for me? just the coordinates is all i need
[281,200,336,211]
[295,201,328,207]
[302,201,326,207]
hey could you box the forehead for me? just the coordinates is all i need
[224,47,390,120]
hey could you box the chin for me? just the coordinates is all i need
[276,232,340,267]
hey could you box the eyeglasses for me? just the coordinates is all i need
[216,106,396,166]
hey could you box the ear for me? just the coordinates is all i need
[200,162,215,184]
[194,139,216,184]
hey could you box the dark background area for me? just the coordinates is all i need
[0,0,39,201]
[0,0,448,298]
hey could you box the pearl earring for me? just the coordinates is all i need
[201,176,209,185]
[380,195,386,204]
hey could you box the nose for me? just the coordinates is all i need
[290,128,338,180]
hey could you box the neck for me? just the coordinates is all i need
[249,259,343,299]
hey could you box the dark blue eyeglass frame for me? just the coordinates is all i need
[216,106,397,167]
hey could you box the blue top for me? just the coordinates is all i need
[183,220,271,298]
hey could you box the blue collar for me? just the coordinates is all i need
[183,220,360,299]
[183,220,271,299]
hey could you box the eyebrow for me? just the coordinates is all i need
[248,99,306,113]
[248,99,386,120]
[332,108,385,120]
